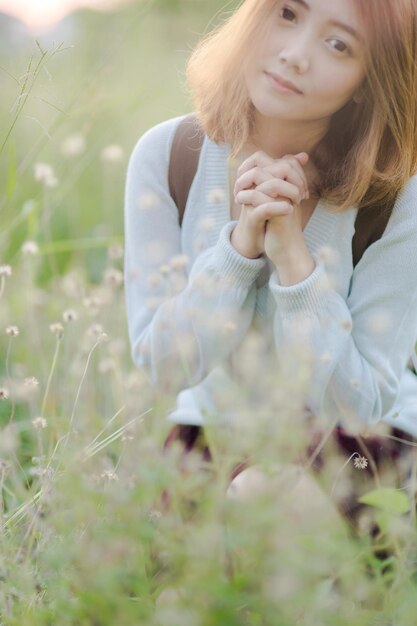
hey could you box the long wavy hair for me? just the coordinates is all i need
[185,0,417,212]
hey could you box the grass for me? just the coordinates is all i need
[0,0,416,623]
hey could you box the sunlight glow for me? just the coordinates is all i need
[0,0,133,33]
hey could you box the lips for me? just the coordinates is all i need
[265,71,303,94]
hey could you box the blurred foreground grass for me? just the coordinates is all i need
[0,0,417,623]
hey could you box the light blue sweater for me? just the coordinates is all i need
[124,113,417,436]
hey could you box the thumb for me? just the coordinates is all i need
[294,152,309,165]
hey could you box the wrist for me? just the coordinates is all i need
[230,223,263,260]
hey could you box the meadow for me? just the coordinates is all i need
[0,0,417,623]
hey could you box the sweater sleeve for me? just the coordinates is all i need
[124,117,266,395]
[268,175,417,430]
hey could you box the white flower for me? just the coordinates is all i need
[62,309,78,323]
[24,377,39,388]
[0,388,9,400]
[101,145,124,163]
[100,469,118,482]
[199,216,216,232]
[49,323,64,338]
[33,162,58,188]
[103,268,123,287]
[5,325,19,337]
[317,245,339,266]
[108,244,124,261]
[207,188,226,204]
[60,133,86,157]
[21,240,39,255]
[0,265,12,277]
[169,254,189,271]
[138,191,160,210]
[98,358,115,374]
[353,455,368,470]
[319,351,332,364]
[32,416,47,429]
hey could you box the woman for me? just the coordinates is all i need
[124,0,417,520]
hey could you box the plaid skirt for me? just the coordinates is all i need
[161,421,415,528]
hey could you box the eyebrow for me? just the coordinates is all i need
[289,0,363,43]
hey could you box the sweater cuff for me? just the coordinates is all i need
[211,221,266,288]
[268,253,331,316]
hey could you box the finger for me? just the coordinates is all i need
[255,201,294,221]
[293,152,309,166]
[233,166,275,196]
[281,155,309,196]
[263,161,308,198]
[254,178,304,205]
[235,188,282,207]
[236,150,275,178]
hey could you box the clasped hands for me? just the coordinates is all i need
[230,150,310,265]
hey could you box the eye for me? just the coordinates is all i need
[327,38,350,54]
[279,6,297,22]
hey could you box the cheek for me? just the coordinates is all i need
[315,68,363,105]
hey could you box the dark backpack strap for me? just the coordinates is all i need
[168,112,205,226]
[352,203,394,268]
[168,112,394,264]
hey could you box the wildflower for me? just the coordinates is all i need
[104,268,123,287]
[148,273,162,288]
[49,323,64,338]
[100,145,124,163]
[317,245,339,266]
[199,216,216,232]
[169,254,189,271]
[100,469,118,482]
[319,351,332,364]
[62,309,78,323]
[207,188,226,204]
[21,240,39,255]
[83,295,103,310]
[222,320,237,335]
[353,455,368,470]
[32,416,47,429]
[30,466,53,479]
[88,323,104,337]
[33,162,58,188]
[60,133,86,157]
[0,265,12,277]
[340,319,352,332]
[108,244,124,261]
[24,377,39,388]
[148,508,162,523]
[0,459,11,475]
[159,264,171,276]
[5,325,19,337]
[138,191,160,210]
[368,312,391,335]
[98,358,115,374]
[107,339,125,356]
[0,388,9,400]
[88,324,108,344]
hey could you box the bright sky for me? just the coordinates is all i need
[0,0,132,32]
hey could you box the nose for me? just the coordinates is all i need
[278,30,311,74]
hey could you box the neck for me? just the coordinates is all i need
[248,113,330,160]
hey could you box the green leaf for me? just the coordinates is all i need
[358,488,410,514]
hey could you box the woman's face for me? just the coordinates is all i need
[244,0,368,124]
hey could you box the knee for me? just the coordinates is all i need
[225,463,344,531]
[225,465,279,502]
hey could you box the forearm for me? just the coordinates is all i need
[270,235,316,286]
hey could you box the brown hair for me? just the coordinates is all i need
[185,0,417,212]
